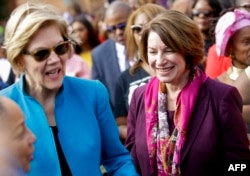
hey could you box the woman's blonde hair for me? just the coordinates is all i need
[125,3,166,75]
[140,10,204,70]
[4,2,72,74]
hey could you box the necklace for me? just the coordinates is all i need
[227,66,245,80]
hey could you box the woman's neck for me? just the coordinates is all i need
[165,70,191,94]
[25,77,58,104]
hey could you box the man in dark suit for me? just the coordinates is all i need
[92,1,131,112]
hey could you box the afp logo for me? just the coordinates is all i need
[228,164,246,172]
[225,162,250,176]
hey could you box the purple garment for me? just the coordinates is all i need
[125,77,250,176]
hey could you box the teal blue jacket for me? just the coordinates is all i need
[0,75,138,176]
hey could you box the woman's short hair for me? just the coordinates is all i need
[140,10,204,69]
[4,2,72,74]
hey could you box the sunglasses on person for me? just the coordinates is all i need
[131,25,143,34]
[192,10,213,17]
[23,41,71,62]
[106,22,126,33]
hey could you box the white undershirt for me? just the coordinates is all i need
[116,42,128,72]
[0,58,11,82]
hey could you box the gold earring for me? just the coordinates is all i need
[229,53,235,60]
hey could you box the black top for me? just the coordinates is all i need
[51,126,72,176]
[114,67,151,117]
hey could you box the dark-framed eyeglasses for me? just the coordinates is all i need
[192,10,213,17]
[106,22,126,33]
[23,41,71,62]
[131,25,143,34]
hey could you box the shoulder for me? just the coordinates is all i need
[204,77,236,92]
[92,39,114,54]
[202,78,241,102]
[132,84,146,100]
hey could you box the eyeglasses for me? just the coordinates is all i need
[106,22,126,33]
[192,10,213,17]
[131,25,143,34]
[23,41,71,62]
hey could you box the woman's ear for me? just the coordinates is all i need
[16,57,25,73]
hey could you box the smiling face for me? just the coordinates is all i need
[0,97,36,172]
[229,26,250,68]
[22,24,69,92]
[147,31,189,86]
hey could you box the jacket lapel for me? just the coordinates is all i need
[180,87,209,163]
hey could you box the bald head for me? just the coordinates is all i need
[105,1,131,44]
[105,1,131,19]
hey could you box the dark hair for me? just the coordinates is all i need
[192,0,223,18]
[72,14,100,53]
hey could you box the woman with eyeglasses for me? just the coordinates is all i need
[191,0,222,70]
[114,3,166,143]
[125,10,250,176]
[0,2,138,176]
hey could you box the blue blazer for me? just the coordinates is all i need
[91,39,121,110]
[0,75,138,176]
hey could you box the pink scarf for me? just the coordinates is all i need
[145,68,208,175]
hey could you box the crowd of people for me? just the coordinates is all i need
[0,0,250,175]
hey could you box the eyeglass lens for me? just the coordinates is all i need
[106,22,126,33]
[24,42,70,62]
[192,10,213,17]
[131,25,143,34]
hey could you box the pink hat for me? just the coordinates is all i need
[215,9,250,56]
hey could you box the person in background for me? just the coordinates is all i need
[92,1,132,113]
[0,96,36,175]
[205,0,235,79]
[125,10,250,176]
[0,33,16,88]
[215,9,250,86]
[66,53,91,79]
[71,14,100,69]
[233,0,250,136]
[0,2,138,175]
[214,7,250,135]
[235,66,250,139]
[114,3,166,143]
[191,0,222,70]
